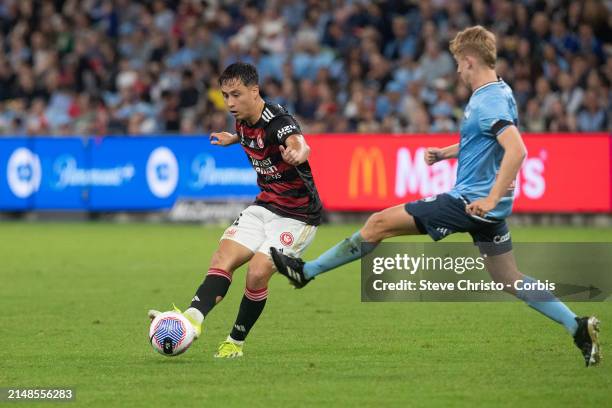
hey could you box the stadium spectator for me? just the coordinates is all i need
[577,89,608,131]
[0,0,609,136]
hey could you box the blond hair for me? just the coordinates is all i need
[449,26,497,68]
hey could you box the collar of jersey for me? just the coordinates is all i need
[239,117,265,128]
[472,77,502,95]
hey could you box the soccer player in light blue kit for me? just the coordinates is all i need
[271,26,601,367]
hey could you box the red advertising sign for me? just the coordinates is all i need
[306,133,611,213]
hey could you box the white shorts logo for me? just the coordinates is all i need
[146,147,178,198]
[7,147,42,198]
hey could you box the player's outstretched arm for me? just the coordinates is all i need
[424,143,459,165]
[210,132,240,146]
[466,126,526,216]
[280,134,310,166]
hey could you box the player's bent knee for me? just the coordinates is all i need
[362,212,388,242]
[246,256,274,290]
[246,268,272,290]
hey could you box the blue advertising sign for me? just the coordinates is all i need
[88,137,169,210]
[0,136,259,211]
[176,137,258,200]
[0,138,34,210]
[31,137,88,209]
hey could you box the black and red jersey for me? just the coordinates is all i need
[235,102,322,225]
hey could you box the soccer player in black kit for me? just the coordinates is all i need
[149,62,322,358]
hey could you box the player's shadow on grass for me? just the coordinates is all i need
[145,357,202,365]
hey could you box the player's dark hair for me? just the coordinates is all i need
[219,62,259,87]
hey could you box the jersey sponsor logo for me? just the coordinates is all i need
[250,156,282,179]
[146,147,179,198]
[349,147,387,198]
[280,232,294,246]
[251,157,273,167]
[276,124,298,140]
[7,147,42,198]
[254,166,279,175]
[251,155,279,175]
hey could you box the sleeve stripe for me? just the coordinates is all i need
[491,119,514,136]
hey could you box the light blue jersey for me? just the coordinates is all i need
[449,79,519,220]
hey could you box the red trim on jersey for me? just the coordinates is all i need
[242,145,277,160]
[238,126,265,139]
[260,178,306,194]
[257,191,310,207]
[273,160,294,173]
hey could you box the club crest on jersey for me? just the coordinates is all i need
[280,232,294,246]
[257,134,264,148]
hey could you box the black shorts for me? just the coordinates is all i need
[405,193,512,256]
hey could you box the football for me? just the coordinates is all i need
[149,311,195,357]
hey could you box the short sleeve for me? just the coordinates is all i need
[477,95,515,138]
[267,115,302,145]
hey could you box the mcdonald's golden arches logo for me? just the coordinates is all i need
[348,147,387,198]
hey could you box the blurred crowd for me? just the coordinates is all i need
[0,0,610,136]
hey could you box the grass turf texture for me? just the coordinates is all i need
[1,222,611,407]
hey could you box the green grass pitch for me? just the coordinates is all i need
[1,222,611,407]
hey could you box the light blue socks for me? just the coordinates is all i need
[517,276,578,335]
[303,231,377,279]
